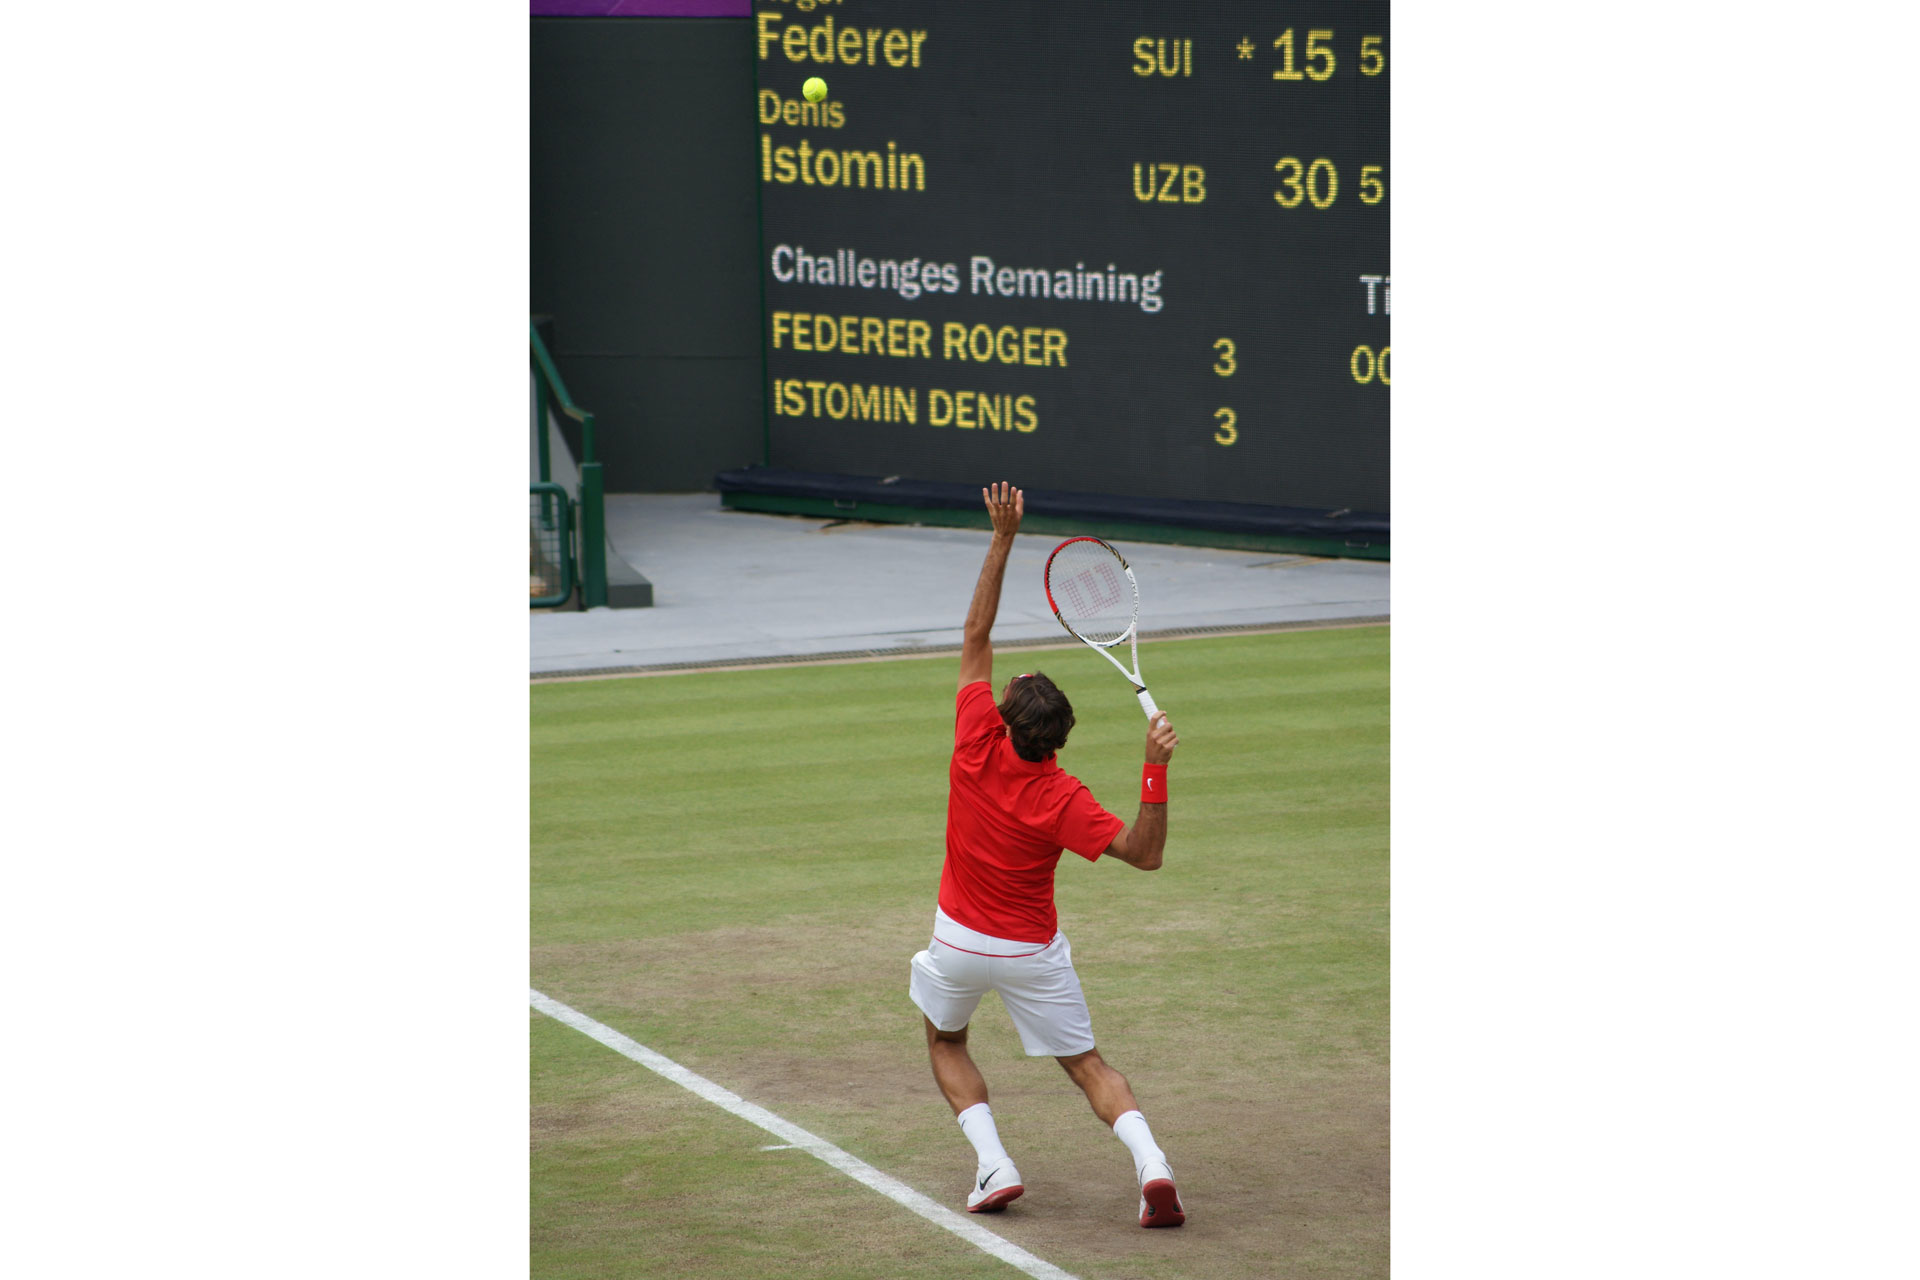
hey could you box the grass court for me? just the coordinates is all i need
[532,626,1388,1279]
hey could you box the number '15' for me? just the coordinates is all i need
[1272,29,1335,81]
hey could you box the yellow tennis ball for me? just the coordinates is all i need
[802,77,828,103]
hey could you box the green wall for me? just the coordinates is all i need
[531,18,765,491]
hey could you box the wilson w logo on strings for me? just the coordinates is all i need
[1062,565,1125,615]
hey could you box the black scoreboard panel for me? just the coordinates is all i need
[753,0,1388,515]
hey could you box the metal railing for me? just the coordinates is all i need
[531,322,608,608]
[529,483,575,607]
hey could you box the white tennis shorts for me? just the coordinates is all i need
[909,907,1096,1057]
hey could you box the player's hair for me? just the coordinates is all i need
[999,672,1075,762]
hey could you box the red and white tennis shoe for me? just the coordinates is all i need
[966,1156,1024,1212]
[1137,1159,1185,1227]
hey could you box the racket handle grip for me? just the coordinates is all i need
[1136,688,1160,722]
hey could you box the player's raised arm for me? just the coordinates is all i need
[1103,711,1178,870]
[959,482,1024,690]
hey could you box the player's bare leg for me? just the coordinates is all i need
[1055,1047,1141,1124]
[924,1018,990,1113]
[1058,1047,1185,1227]
[925,1018,1023,1211]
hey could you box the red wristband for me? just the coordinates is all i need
[1142,763,1167,803]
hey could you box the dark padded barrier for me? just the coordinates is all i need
[714,466,1387,546]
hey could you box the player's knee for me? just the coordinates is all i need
[1055,1047,1104,1079]
[925,1017,970,1048]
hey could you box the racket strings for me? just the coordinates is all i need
[1047,541,1134,645]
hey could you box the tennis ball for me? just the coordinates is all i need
[802,77,828,103]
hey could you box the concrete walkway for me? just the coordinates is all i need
[530,494,1390,677]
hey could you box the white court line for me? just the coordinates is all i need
[531,989,1080,1280]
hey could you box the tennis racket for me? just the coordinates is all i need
[1043,536,1160,722]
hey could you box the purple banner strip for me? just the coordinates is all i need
[532,1,750,15]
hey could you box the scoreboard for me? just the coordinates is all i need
[752,0,1388,516]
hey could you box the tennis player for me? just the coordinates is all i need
[908,481,1186,1228]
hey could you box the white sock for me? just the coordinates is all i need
[956,1102,1010,1170]
[1111,1109,1167,1179]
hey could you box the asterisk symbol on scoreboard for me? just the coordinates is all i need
[1236,37,1253,59]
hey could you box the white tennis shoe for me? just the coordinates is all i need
[966,1156,1024,1212]
[1137,1158,1185,1227]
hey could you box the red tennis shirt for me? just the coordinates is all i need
[939,680,1126,944]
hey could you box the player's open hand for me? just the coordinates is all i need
[1145,711,1178,764]
[982,481,1024,537]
